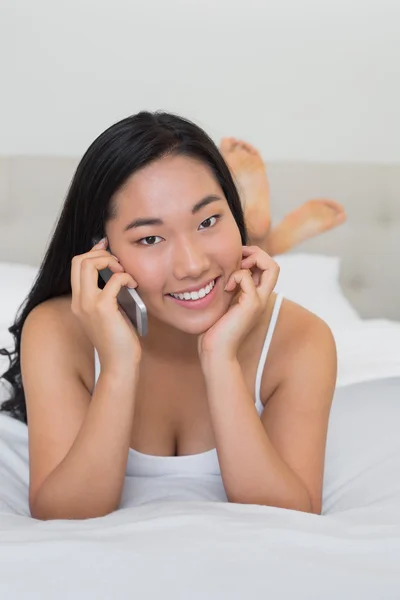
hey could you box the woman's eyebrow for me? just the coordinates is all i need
[123,194,223,232]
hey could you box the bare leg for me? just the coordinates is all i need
[220,137,346,254]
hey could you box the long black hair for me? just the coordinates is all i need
[0,111,247,424]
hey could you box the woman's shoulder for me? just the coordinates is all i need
[275,294,334,349]
[25,294,87,339]
[258,294,336,397]
[22,295,95,389]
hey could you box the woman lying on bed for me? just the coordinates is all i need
[0,112,340,520]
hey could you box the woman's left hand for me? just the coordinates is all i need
[198,246,280,362]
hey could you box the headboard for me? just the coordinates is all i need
[0,157,399,320]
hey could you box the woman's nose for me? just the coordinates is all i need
[172,238,211,280]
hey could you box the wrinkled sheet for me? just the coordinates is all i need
[0,377,399,599]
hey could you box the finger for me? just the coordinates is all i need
[91,236,108,250]
[241,245,272,259]
[72,247,122,302]
[101,272,138,304]
[241,248,274,271]
[79,255,124,304]
[225,269,256,299]
[241,248,279,295]
[71,233,108,298]
[258,262,280,302]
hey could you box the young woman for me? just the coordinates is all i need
[0,112,337,520]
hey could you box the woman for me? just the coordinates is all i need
[0,112,337,520]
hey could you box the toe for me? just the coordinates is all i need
[231,139,259,156]
[220,137,233,154]
[335,210,347,224]
[234,139,252,154]
[220,137,237,154]
[316,198,346,214]
[243,141,258,155]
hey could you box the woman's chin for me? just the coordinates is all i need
[150,295,229,337]
[171,310,224,336]
[177,322,211,336]
[148,308,217,337]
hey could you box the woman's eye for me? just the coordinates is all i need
[199,215,219,230]
[138,235,162,246]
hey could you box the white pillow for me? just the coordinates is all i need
[0,262,39,332]
[0,263,39,395]
[273,253,360,328]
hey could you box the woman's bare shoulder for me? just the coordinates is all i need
[26,294,89,342]
[261,295,336,395]
[276,296,333,347]
[23,295,95,390]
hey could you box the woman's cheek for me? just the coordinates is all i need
[211,236,241,270]
[135,259,165,295]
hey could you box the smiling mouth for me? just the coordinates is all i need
[167,278,217,301]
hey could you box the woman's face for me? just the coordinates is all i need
[106,154,243,335]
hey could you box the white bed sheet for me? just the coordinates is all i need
[0,317,399,598]
[0,378,400,598]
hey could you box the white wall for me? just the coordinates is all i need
[1,0,399,161]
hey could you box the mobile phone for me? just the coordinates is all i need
[92,238,148,337]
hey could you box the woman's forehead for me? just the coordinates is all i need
[115,154,222,216]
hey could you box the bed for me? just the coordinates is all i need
[0,157,400,599]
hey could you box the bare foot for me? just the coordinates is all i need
[267,199,347,255]
[220,136,346,255]
[220,137,271,242]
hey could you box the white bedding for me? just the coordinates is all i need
[0,377,400,598]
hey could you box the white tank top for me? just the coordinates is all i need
[94,293,284,482]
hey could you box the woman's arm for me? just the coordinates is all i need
[201,312,336,514]
[30,368,139,520]
[22,303,140,521]
[203,357,313,512]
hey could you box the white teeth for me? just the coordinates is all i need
[170,279,216,301]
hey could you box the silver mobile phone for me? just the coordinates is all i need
[92,238,148,337]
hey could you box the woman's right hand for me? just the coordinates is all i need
[71,237,142,371]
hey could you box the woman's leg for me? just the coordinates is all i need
[220,138,346,255]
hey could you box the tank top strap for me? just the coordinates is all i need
[254,293,284,415]
[94,348,100,387]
